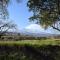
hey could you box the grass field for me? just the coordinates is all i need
[0,39,60,60]
[0,39,60,46]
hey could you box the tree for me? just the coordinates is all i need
[0,0,20,37]
[27,0,60,31]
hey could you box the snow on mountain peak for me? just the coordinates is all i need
[25,24,45,33]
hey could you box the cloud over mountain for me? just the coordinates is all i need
[25,24,45,33]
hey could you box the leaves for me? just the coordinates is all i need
[0,0,20,36]
[27,0,60,30]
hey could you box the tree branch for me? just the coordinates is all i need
[51,26,60,31]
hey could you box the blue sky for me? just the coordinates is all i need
[8,0,32,28]
[7,0,60,34]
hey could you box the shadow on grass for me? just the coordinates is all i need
[0,45,60,60]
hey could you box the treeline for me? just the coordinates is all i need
[0,35,49,41]
[0,34,60,41]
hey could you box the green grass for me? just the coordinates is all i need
[0,39,60,46]
[0,39,60,60]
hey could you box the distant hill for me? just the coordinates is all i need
[2,28,60,38]
[19,28,60,37]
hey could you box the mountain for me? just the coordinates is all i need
[19,24,60,37]
[19,28,55,37]
[4,24,60,37]
[19,24,52,37]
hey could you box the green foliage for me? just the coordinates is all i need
[0,45,59,60]
[0,40,59,60]
[0,0,20,19]
[0,0,20,37]
[27,0,60,29]
[0,39,60,46]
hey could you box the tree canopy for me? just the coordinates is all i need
[27,0,60,31]
[0,0,20,37]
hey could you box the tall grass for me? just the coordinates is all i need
[0,39,60,46]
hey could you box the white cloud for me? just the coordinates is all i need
[25,24,53,33]
[25,24,45,33]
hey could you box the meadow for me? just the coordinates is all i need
[0,39,60,46]
[0,39,60,60]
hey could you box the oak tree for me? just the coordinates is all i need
[27,0,60,31]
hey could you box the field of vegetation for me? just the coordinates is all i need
[0,39,60,46]
[0,39,59,60]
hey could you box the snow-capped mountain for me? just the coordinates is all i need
[19,24,57,37]
[4,23,60,37]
